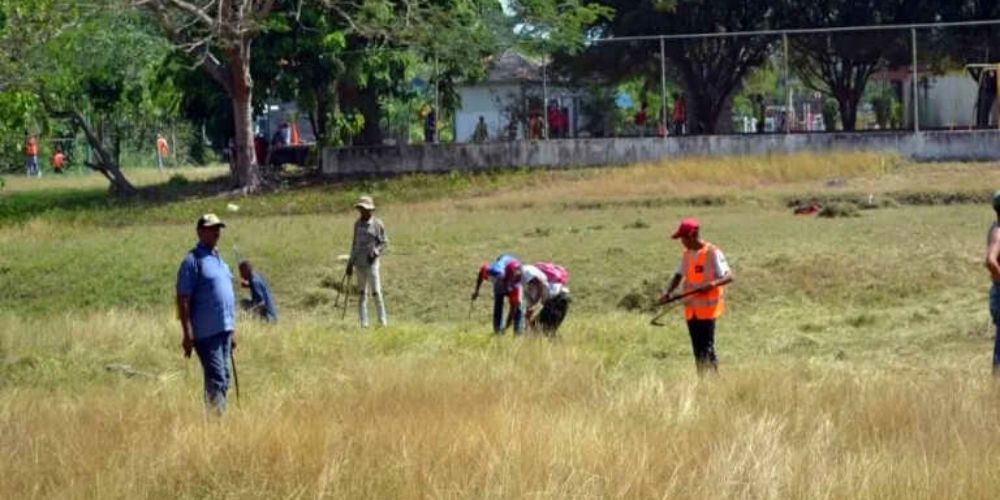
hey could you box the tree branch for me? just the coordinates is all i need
[135,0,217,28]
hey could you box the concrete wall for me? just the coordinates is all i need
[321,130,1000,178]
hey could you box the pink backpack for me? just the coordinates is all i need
[534,262,568,285]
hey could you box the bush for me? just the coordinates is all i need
[166,174,190,188]
[819,202,861,218]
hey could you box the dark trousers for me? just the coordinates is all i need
[194,331,233,414]
[686,319,718,373]
[538,293,570,335]
[493,280,523,334]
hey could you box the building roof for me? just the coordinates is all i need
[484,49,546,83]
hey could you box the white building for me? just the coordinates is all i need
[453,50,586,143]
[881,68,996,129]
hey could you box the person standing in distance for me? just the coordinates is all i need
[347,196,388,328]
[659,218,734,374]
[983,191,1000,375]
[176,214,237,414]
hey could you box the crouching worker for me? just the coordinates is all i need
[511,262,571,336]
[238,261,277,323]
[471,254,524,334]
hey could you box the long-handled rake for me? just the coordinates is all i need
[334,272,351,320]
[649,289,703,327]
[230,350,240,405]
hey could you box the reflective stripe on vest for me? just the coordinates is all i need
[681,243,724,320]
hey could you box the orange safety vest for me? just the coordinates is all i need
[156,137,169,157]
[681,242,725,320]
[25,139,38,156]
[290,123,300,145]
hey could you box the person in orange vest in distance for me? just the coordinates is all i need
[24,135,40,177]
[289,122,300,146]
[659,218,734,373]
[156,134,170,170]
[51,147,66,174]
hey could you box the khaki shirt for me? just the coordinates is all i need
[349,216,388,267]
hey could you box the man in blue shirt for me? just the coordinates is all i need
[176,214,236,414]
[470,254,524,335]
[238,260,277,322]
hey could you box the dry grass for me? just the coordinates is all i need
[3,311,1000,500]
[1,166,229,193]
[5,153,1000,499]
[440,152,899,210]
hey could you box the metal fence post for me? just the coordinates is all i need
[660,37,667,138]
[783,32,791,134]
[911,28,919,133]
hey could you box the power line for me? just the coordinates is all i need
[591,19,1000,44]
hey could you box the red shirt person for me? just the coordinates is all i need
[672,93,686,136]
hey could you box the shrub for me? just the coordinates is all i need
[819,202,861,218]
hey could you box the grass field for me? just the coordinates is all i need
[4,154,1000,499]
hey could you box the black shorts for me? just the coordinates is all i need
[537,292,571,335]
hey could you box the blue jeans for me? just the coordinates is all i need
[25,156,39,177]
[992,285,1000,372]
[194,331,233,414]
[493,280,523,334]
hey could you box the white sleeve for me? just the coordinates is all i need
[713,250,731,277]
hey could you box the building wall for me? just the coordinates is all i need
[901,72,988,129]
[454,84,582,143]
[321,131,1000,177]
[454,85,519,143]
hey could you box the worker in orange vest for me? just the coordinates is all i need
[51,147,66,174]
[156,134,170,170]
[659,218,734,373]
[24,135,40,177]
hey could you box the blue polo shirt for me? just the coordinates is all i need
[176,243,236,339]
[249,273,278,322]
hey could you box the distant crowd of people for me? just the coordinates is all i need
[462,93,690,144]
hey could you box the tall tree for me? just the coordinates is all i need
[0,0,173,193]
[577,0,774,134]
[779,0,929,131]
[135,0,279,192]
[254,0,510,146]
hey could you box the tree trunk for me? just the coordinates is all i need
[356,85,383,146]
[314,83,331,144]
[976,72,997,129]
[836,91,861,131]
[70,110,136,195]
[228,48,262,192]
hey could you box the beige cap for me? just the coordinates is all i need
[354,196,376,211]
[197,213,226,228]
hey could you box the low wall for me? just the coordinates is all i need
[320,130,1000,177]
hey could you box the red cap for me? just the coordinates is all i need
[504,261,521,279]
[671,218,700,239]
